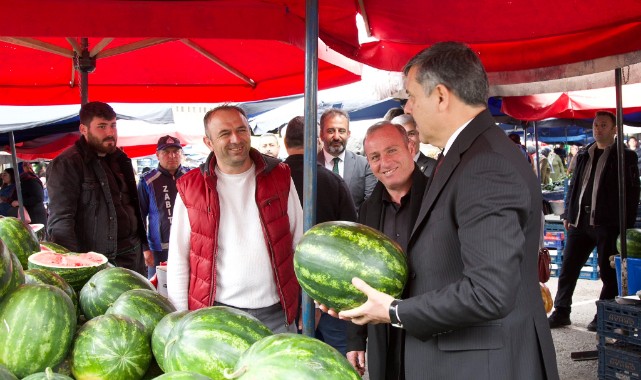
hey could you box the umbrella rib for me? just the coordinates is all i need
[0,37,73,58]
[96,38,176,59]
[180,38,256,88]
[66,37,82,54]
[90,38,114,57]
[357,0,372,37]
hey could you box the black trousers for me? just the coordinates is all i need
[553,216,619,312]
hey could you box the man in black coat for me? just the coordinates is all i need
[282,116,357,355]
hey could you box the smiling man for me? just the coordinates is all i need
[167,105,303,334]
[47,101,148,275]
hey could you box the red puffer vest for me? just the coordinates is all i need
[176,149,300,324]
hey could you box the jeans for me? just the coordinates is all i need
[315,312,348,355]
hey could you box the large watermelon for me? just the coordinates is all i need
[79,267,155,320]
[28,251,108,292]
[223,333,360,380]
[151,310,189,372]
[0,284,76,378]
[165,306,272,379]
[71,314,152,380]
[4,250,24,297]
[21,367,73,380]
[153,372,212,380]
[40,242,71,254]
[0,216,40,269]
[0,240,14,300]
[106,289,177,338]
[617,228,641,258]
[294,221,408,311]
[25,269,78,317]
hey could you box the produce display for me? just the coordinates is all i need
[153,371,213,380]
[294,220,409,311]
[617,228,641,258]
[22,367,74,380]
[151,311,190,372]
[25,268,78,317]
[40,242,71,253]
[0,216,40,269]
[106,288,177,338]
[0,241,14,300]
[28,251,108,292]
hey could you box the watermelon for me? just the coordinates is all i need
[0,216,40,269]
[0,241,13,300]
[21,367,73,380]
[40,242,71,253]
[151,310,189,372]
[617,228,641,258]
[29,224,46,242]
[71,314,152,380]
[28,251,108,292]
[153,372,213,380]
[294,221,408,311]
[223,333,360,380]
[0,364,18,380]
[79,267,155,320]
[0,284,76,378]
[106,289,177,338]
[25,269,78,317]
[3,251,24,300]
[165,306,273,379]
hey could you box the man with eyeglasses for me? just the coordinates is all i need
[137,135,190,278]
[391,114,437,178]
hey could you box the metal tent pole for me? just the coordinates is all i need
[8,132,26,222]
[615,68,628,296]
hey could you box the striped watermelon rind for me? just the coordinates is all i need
[71,314,152,380]
[4,251,25,298]
[152,371,213,380]
[0,364,18,380]
[151,310,190,372]
[79,267,155,320]
[0,216,40,270]
[40,242,71,254]
[294,221,408,311]
[105,289,177,338]
[21,367,74,379]
[0,241,14,300]
[27,251,108,292]
[165,306,273,379]
[224,333,361,380]
[0,284,76,378]
[24,269,78,317]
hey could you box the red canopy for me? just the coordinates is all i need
[0,0,361,105]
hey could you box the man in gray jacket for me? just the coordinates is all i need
[47,101,147,275]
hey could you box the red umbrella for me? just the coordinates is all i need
[0,0,361,105]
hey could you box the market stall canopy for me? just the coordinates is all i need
[0,0,361,105]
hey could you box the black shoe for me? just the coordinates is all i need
[548,310,571,328]
[587,315,597,332]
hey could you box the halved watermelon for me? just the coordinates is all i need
[27,252,108,292]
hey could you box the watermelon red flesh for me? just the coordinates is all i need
[0,284,76,379]
[79,267,155,320]
[225,333,360,380]
[0,216,40,269]
[165,306,273,379]
[28,251,108,292]
[106,289,177,338]
[25,269,78,317]
[71,314,152,380]
[617,228,641,258]
[294,221,409,311]
[151,310,189,372]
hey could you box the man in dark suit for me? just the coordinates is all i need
[328,42,559,379]
[392,114,437,178]
[317,108,377,211]
[346,121,428,379]
[282,116,357,355]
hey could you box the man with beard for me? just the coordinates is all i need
[317,108,376,211]
[167,105,303,333]
[47,101,147,275]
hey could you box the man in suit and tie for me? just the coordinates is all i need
[317,108,377,211]
[326,42,559,379]
[392,114,437,177]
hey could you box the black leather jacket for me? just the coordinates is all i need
[46,137,147,258]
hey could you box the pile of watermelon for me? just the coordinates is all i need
[0,216,366,379]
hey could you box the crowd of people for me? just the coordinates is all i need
[9,40,641,380]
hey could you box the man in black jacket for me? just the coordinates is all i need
[47,101,148,275]
[282,116,357,355]
[549,110,641,331]
[346,121,428,379]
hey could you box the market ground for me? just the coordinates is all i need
[361,276,602,380]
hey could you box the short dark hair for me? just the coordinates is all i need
[595,110,616,125]
[403,42,488,107]
[383,107,404,121]
[363,121,409,149]
[203,104,248,137]
[319,108,349,132]
[79,102,116,126]
[284,116,305,148]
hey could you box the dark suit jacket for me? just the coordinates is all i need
[416,152,437,178]
[284,154,357,223]
[317,150,377,211]
[346,166,428,380]
[399,110,559,380]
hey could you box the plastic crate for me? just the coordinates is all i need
[545,222,565,233]
[550,266,599,281]
[597,300,641,346]
[544,240,564,250]
[549,249,562,265]
[553,249,598,267]
[599,342,641,379]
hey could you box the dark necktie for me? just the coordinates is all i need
[433,152,444,176]
[332,157,340,175]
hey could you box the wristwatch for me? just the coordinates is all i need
[389,299,403,328]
